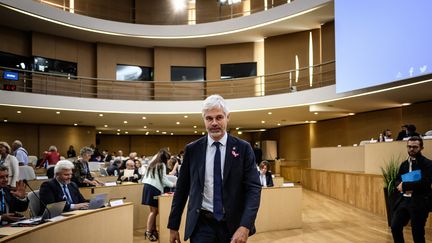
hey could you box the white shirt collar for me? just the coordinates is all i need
[207,132,228,147]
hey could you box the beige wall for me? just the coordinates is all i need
[263,101,432,167]
[0,123,95,157]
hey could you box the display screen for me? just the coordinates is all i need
[3,71,19,81]
[335,0,432,93]
[116,65,153,81]
[33,56,77,77]
[171,66,205,81]
[221,62,257,79]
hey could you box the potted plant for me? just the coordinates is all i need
[381,155,402,226]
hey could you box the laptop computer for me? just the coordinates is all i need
[87,193,108,209]
[12,201,66,225]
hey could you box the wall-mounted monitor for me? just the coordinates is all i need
[33,56,77,77]
[116,65,153,81]
[3,71,19,81]
[220,62,257,79]
[0,51,29,70]
[335,0,432,93]
[171,66,205,81]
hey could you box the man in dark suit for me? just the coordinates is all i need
[117,159,141,183]
[391,136,432,243]
[40,160,89,214]
[0,165,28,223]
[168,95,261,243]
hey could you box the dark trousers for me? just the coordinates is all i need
[190,211,230,243]
[391,197,429,243]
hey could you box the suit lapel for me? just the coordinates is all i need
[197,137,207,188]
[223,135,236,186]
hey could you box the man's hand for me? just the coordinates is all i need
[230,226,249,243]
[397,182,403,192]
[1,213,23,223]
[74,203,89,210]
[11,180,26,199]
[169,229,181,243]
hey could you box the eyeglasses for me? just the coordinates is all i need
[407,145,420,149]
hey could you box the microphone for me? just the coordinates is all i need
[23,179,51,220]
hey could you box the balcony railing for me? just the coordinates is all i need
[0,61,335,101]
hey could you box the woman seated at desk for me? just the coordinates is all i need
[259,161,274,187]
[118,159,141,183]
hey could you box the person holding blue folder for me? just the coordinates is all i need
[391,136,432,243]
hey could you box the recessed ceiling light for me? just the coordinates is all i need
[156,130,160,133]
[171,133,174,135]
[401,103,411,106]
[259,129,266,132]
[277,123,281,126]
[261,121,265,124]
[56,111,60,114]
[73,123,78,126]
[145,132,149,135]
[348,113,355,116]
[310,121,317,123]
[193,125,197,128]
[176,122,180,125]
[194,131,197,134]
[104,125,108,127]
[142,116,147,119]
[123,121,128,124]
[184,115,188,118]
[117,129,121,132]
[236,127,240,130]
[125,131,129,134]
[98,131,102,134]
[143,126,147,129]
[17,111,21,114]
[162,131,167,134]
[238,131,243,134]
[201,132,205,135]
[116,133,120,135]
[267,112,272,115]
[314,112,318,115]
[99,114,103,117]
[3,119,7,123]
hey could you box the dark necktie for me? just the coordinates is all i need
[213,141,223,221]
[62,184,73,204]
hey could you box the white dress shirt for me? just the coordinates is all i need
[201,133,228,212]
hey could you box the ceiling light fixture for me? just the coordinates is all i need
[143,126,147,129]
[125,131,129,134]
[401,103,411,106]
[142,116,147,119]
[123,121,128,124]
[99,114,103,117]
[193,125,197,128]
[261,121,265,124]
[98,131,102,134]
[56,111,60,114]
[73,123,78,126]
[184,115,188,118]
[104,125,108,127]
[176,122,180,125]
[17,111,21,114]
[314,112,318,115]
[267,112,272,115]
[162,132,167,134]
[348,113,355,116]
[117,129,121,131]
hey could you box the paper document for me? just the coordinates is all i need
[123,169,134,178]
[401,170,421,182]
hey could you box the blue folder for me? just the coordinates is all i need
[401,170,421,182]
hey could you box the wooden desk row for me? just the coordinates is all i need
[0,203,133,243]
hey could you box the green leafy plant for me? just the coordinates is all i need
[381,155,402,197]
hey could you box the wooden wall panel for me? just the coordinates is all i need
[0,26,30,56]
[135,0,188,25]
[74,0,133,23]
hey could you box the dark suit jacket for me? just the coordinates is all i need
[39,179,86,215]
[393,154,432,212]
[1,187,28,214]
[168,134,262,240]
[72,159,94,187]
[262,171,274,187]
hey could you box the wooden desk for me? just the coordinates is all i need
[158,186,302,242]
[273,177,284,187]
[0,203,133,243]
[79,183,147,229]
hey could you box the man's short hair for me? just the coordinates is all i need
[48,145,57,152]
[408,136,423,148]
[12,140,22,147]
[202,94,229,117]
[80,147,94,156]
[54,160,75,175]
[0,165,8,172]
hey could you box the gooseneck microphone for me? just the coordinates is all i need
[23,179,51,220]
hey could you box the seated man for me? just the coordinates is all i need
[259,161,274,187]
[107,159,122,176]
[0,165,28,223]
[39,160,89,214]
[118,160,141,183]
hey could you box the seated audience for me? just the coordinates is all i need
[107,159,122,176]
[66,145,76,158]
[118,160,141,183]
[383,129,393,140]
[0,142,19,188]
[0,165,28,223]
[39,160,88,214]
[396,125,409,141]
[11,140,29,166]
[135,159,147,176]
[72,147,103,187]
[102,150,112,162]
[40,145,61,168]
[407,124,420,137]
[259,161,274,187]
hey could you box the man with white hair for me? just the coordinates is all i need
[11,140,28,166]
[39,160,88,214]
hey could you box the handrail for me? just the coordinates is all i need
[0,61,335,101]
[33,0,296,25]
